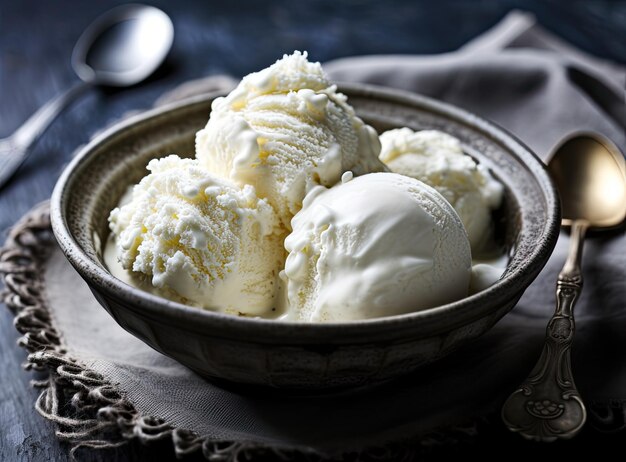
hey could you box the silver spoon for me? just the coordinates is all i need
[502,132,626,441]
[0,4,174,188]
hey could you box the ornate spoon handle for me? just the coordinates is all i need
[502,220,588,441]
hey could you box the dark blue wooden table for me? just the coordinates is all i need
[1,1,624,460]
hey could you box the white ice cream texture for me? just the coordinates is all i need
[281,172,472,322]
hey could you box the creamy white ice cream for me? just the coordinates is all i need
[379,128,503,251]
[107,53,506,322]
[108,155,284,315]
[281,172,472,322]
[196,51,386,228]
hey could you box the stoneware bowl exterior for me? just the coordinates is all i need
[51,84,560,390]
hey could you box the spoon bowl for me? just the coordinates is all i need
[72,4,174,87]
[502,132,626,441]
[549,133,626,228]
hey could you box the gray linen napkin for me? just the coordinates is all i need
[25,10,626,455]
[325,10,626,157]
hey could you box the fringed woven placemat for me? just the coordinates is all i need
[2,202,624,461]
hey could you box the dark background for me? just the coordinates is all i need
[1,0,624,460]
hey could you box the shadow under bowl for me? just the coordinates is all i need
[51,84,560,391]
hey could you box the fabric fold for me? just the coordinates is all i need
[324,11,625,158]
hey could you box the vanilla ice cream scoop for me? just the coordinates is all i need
[108,155,284,315]
[196,51,386,228]
[379,128,503,251]
[281,172,472,322]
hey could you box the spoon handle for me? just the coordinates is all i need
[502,220,588,441]
[0,82,90,189]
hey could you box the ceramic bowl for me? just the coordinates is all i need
[51,84,560,390]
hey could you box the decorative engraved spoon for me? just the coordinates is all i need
[0,4,173,189]
[502,132,626,441]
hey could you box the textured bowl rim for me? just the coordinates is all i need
[50,83,560,344]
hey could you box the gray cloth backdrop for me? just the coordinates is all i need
[40,10,625,454]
